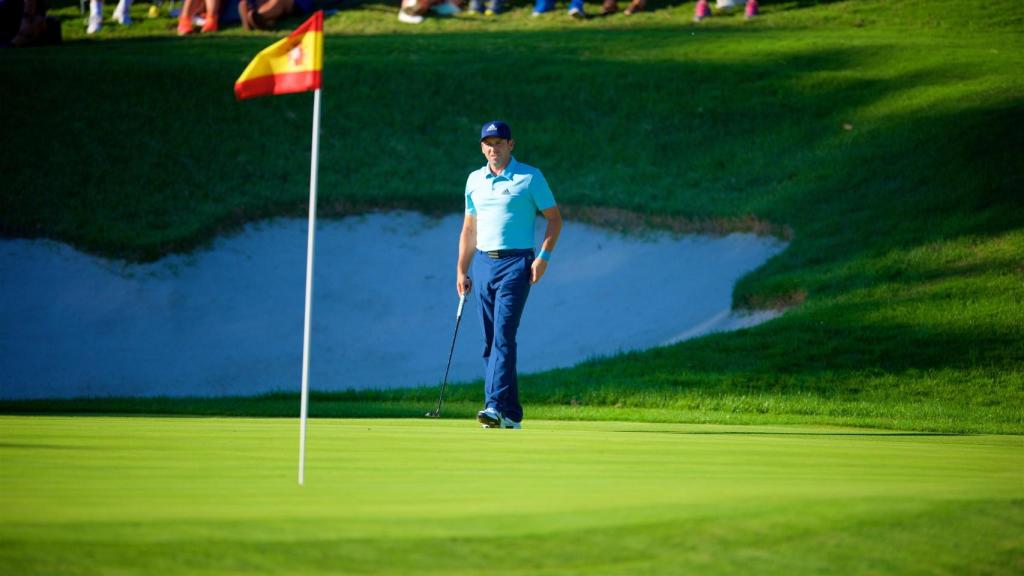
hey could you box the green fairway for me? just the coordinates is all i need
[1,416,1021,574]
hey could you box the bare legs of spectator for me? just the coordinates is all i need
[13,0,43,45]
[600,0,644,15]
[238,0,294,30]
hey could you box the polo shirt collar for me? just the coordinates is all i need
[485,156,519,180]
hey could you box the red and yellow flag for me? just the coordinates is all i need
[234,11,323,100]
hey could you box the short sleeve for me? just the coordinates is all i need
[465,176,477,216]
[529,170,557,211]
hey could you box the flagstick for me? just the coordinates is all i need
[298,87,322,486]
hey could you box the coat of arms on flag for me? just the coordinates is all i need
[234,11,323,100]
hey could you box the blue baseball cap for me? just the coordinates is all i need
[480,121,512,141]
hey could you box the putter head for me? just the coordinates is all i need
[424,411,440,418]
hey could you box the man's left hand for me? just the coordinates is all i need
[531,258,548,285]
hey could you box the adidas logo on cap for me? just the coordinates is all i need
[480,121,511,141]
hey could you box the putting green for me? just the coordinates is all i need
[1,416,1021,574]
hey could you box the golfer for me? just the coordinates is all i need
[457,121,562,429]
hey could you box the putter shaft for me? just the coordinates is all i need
[429,294,466,417]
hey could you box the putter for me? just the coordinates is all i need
[425,293,467,418]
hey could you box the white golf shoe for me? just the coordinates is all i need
[498,415,521,429]
[477,407,500,427]
[477,407,521,429]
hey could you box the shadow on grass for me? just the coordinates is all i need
[3,27,1009,260]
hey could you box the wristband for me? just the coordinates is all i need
[538,249,552,261]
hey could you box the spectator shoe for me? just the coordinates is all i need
[532,0,554,15]
[87,12,103,34]
[431,1,461,16]
[398,0,424,23]
[200,13,218,32]
[112,0,131,25]
[177,11,193,34]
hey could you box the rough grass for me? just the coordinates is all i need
[1,0,1022,432]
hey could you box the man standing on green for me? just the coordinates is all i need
[457,121,563,429]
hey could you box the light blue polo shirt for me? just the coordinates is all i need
[465,157,557,252]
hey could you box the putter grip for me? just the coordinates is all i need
[457,294,466,318]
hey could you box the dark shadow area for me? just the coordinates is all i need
[7,27,1006,257]
[770,0,848,10]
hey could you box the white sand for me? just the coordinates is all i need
[0,212,786,399]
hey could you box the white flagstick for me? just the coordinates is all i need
[298,87,322,485]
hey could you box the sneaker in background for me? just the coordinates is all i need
[87,13,103,33]
[399,0,424,23]
[485,0,502,15]
[398,10,424,23]
[176,13,193,34]
[112,0,131,25]
[200,13,218,32]
[431,1,460,15]
[533,0,554,14]
[87,0,103,34]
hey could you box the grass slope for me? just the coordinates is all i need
[1,0,1022,431]
[1,416,1022,575]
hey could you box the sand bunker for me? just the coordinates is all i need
[0,212,786,399]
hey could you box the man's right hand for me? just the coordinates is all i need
[457,273,472,297]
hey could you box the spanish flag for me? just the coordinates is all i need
[234,11,324,100]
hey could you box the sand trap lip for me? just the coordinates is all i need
[0,212,787,399]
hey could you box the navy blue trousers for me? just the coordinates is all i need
[472,249,533,423]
